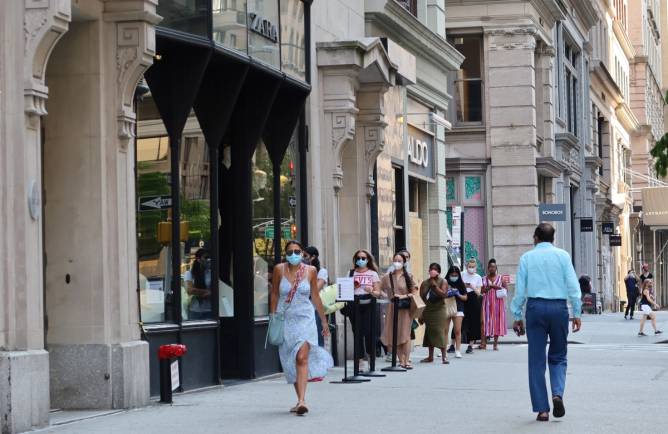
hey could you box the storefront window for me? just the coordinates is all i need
[280,131,300,245]
[213,0,248,52]
[464,175,482,201]
[280,0,306,80]
[252,141,275,317]
[180,133,213,321]
[157,0,209,37]
[248,0,280,68]
[137,136,173,323]
[446,177,456,202]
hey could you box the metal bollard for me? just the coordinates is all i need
[158,344,187,404]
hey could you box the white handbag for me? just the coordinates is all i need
[495,288,508,299]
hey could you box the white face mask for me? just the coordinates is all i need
[467,267,476,274]
[393,261,404,270]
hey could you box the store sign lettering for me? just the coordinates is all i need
[408,136,429,168]
[248,13,278,43]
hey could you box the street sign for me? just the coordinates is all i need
[451,206,462,248]
[539,203,567,221]
[263,225,291,239]
[170,360,180,391]
[139,195,172,211]
[602,222,615,234]
[580,218,593,232]
[609,234,622,247]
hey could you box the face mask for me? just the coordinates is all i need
[393,261,403,270]
[287,254,302,266]
[356,258,368,268]
[302,258,311,265]
[429,270,439,278]
[449,276,458,283]
[467,267,476,274]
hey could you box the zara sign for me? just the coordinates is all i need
[407,125,434,181]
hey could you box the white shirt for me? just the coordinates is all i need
[462,271,483,294]
[317,267,329,284]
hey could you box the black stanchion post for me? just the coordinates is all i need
[330,305,365,384]
[381,297,406,372]
[159,358,172,403]
[361,297,385,377]
[344,296,370,382]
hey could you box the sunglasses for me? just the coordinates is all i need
[286,249,302,256]
[356,256,368,261]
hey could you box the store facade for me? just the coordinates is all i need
[136,0,312,394]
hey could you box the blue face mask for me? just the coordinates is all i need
[287,253,303,266]
[356,258,368,268]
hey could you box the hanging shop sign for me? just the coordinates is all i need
[248,12,278,42]
[539,203,566,221]
[641,186,668,227]
[580,218,593,232]
[601,222,615,234]
[609,234,622,247]
[407,125,434,181]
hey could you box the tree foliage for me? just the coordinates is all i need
[651,91,668,178]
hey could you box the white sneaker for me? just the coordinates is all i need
[358,360,368,372]
[385,353,393,362]
[455,351,462,359]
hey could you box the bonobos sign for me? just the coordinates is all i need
[539,203,567,221]
[407,125,434,181]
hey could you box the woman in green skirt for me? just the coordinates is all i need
[419,263,449,364]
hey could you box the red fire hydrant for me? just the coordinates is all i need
[158,344,187,403]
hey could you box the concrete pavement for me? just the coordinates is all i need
[36,312,668,434]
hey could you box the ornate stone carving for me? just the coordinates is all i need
[331,112,356,152]
[332,170,344,195]
[487,27,537,51]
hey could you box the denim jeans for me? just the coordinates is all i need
[526,298,569,413]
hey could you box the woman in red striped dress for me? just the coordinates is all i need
[481,259,507,350]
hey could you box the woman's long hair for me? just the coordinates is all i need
[352,249,379,273]
[305,246,321,272]
[393,252,415,290]
[445,265,466,292]
[191,248,208,289]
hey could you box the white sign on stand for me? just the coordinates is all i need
[336,277,354,302]
[170,360,180,391]
[451,206,462,248]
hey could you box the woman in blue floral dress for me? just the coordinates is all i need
[270,240,333,415]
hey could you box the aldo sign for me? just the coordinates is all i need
[407,125,434,181]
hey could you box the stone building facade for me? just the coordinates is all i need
[1,1,158,432]
[445,0,599,307]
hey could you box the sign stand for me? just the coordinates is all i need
[330,280,367,384]
[344,296,371,382]
[361,297,385,377]
[381,297,407,372]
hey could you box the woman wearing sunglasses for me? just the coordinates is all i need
[270,240,333,415]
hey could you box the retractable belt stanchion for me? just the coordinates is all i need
[381,296,406,372]
[345,295,371,382]
[331,297,367,384]
[361,296,385,377]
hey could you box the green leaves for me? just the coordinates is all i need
[650,92,668,178]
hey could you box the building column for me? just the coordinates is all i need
[42,0,158,410]
[428,121,450,267]
[1,1,70,432]
[486,27,538,277]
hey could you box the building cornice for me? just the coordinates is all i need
[446,157,491,173]
[611,19,636,60]
[615,102,640,133]
[591,60,624,105]
[530,0,567,26]
[365,1,464,73]
[570,0,599,31]
[536,156,565,178]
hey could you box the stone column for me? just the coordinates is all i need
[428,119,450,267]
[1,1,70,432]
[42,0,158,410]
[486,27,538,277]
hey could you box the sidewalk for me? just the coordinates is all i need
[35,312,668,434]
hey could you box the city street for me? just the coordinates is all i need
[40,312,668,434]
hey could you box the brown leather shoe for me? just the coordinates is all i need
[536,412,549,422]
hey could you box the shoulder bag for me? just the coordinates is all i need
[390,273,411,309]
[265,264,305,348]
[493,277,507,299]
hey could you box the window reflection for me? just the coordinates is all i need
[180,133,213,320]
[157,0,209,37]
[252,141,275,317]
[280,0,306,80]
[451,35,483,123]
[137,135,173,323]
[213,0,248,52]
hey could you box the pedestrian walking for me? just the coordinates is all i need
[640,264,653,283]
[510,223,582,422]
[481,259,507,351]
[462,259,482,354]
[348,249,382,372]
[304,246,328,347]
[269,241,333,415]
[380,252,417,369]
[419,263,449,364]
[624,270,639,320]
[638,279,662,336]
[443,266,467,359]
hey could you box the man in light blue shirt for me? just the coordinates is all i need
[510,223,582,422]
